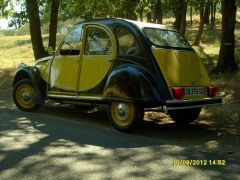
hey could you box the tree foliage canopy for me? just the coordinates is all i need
[0,0,13,17]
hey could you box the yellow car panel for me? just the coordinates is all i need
[152,48,210,87]
[35,60,51,82]
[78,55,112,91]
[49,55,79,92]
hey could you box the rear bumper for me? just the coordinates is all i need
[166,97,222,110]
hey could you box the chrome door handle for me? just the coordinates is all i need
[107,58,114,62]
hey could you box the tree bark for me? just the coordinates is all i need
[48,0,60,51]
[147,12,152,22]
[173,0,186,32]
[26,0,48,60]
[214,0,238,72]
[156,0,163,24]
[190,5,193,25]
[173,1,182,31]
[139,8,143,21]
[204,0,210,24]
[125,0,139,20]
[180,1,187,35]
[210,1,217,29]
[193,0,205,46]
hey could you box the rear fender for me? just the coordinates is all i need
[103,64,164,104]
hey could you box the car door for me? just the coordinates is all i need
[48,24,83,95]
[78,25,115,95]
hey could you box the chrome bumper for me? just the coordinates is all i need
[166,97,222,110]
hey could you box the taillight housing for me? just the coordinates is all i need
[172,87,185,99]
[208,86,217,97]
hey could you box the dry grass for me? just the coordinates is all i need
[0,35,34,69]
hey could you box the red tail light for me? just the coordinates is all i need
[172,87,185,99]
[208,86,217,97]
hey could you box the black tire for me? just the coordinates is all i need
[107,102,144,132]
[168,108,201,125]
[13,79,43,112]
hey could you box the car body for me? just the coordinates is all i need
[13,18,222,131]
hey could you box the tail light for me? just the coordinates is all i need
[208,86,217,97]
[172,87,185,99]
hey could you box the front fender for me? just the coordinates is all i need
[103,64,166,104]
[13,64,45,105]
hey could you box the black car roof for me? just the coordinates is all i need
[76,18,175,31]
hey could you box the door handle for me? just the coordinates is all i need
[107,58,114,62]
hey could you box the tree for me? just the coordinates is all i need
[214,0,238,72]
[48,0,60,51]
[26,0,48,59]
[0,0,13,18]
[153,0,163,24]
[193,0,205,46]
[173,0,187,35]
[8,10,28,29]
[204,0,210,24]
[210,0,218,29]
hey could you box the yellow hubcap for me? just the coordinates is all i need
[111,102,134,126]
[16,84,36,109]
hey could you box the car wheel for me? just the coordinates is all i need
[107,102,144,132]
[13,79,43,112]
[168,108,201,125]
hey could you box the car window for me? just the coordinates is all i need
[116,27,142,57]
[84,27,112,55]
[143,28,191,49]
[60,25,82,55]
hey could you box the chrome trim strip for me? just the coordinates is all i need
[166,97,222,110]
[165,97,222,104]
[166,103,222,110]
[48,94,104,101]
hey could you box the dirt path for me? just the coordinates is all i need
[0,69,239,179]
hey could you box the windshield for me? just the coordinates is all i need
[143,28,191,49]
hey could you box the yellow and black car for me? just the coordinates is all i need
[13,18,222,132]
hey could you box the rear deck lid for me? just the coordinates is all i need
[152,48,210,87]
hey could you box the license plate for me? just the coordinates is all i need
[184,87,206,96]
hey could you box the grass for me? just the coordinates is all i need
[0,35,34,69]
[0,15,239,136]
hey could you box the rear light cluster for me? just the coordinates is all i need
[172,87,185,99]
[172,86,218,99]
[208,86,217,97]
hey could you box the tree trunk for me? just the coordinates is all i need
[211,1,217,29]
[125,0,139,20]
[204,0,210,24]
[190,5,193,25]
[126,12,137,20]
[147,13,152,22]
[48,0,60,52]
[193,0,205,46]
[173,2,182,31]
[173,0,186,31]
[26,0,48,60]
[214,0,238,73]
[156,0,163,24]
[139,8,143,21]
[180,1,187,35]
[210,1,214,28]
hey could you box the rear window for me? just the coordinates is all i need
[143,28,191,49]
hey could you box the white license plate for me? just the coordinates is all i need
[184,87,206,96]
